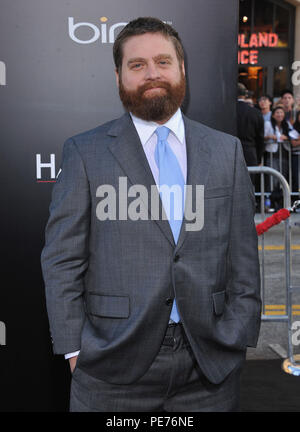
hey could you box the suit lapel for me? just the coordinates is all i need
[106,113,212,250]
[107,113,175,247]
[175,115,212,251]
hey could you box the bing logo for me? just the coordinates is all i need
[68,17,172,45]
[68,17,127,44]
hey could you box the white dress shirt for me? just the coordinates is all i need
[65,109,187,360]
[131,108,187,183]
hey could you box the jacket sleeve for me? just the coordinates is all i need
[41,138,90,354]
[226,138,262,347]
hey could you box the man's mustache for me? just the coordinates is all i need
[138,81,171,94]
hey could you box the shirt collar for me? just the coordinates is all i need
[130,108,184,146]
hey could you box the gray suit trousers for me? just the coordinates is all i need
[69,324,244,412]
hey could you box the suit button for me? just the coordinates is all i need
[174,254,180,262]
[165,298,173,305]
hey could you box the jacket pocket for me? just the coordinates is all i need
[204,185,232,200]
[87,293,130,318]
[212,290,226,316]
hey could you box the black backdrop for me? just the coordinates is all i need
[0,0,238,411]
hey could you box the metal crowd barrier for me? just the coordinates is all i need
[248,166,299,368]
[262,141,300,198]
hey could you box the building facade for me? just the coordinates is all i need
[239,0,300,102]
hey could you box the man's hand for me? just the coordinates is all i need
[69,356,78,373]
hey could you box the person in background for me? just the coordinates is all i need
[257,95,273,211]
[280,89,296,125]
[292,111,300,138]
[295,95,300,112]
[244,97,254,107]
[244,89,255,107]
[258,95,272,123]
[237,83,265,210]
[237,83,265,169]
[289,111,300,197]
[264,106,293,210]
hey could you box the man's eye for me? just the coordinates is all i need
[131,63,142,69]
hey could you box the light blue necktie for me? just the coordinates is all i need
[155,126,185,323]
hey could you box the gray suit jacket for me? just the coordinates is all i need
[41,113,261,385]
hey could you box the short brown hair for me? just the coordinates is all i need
[113,17,185,73]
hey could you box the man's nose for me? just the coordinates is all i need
[144,62,161,80]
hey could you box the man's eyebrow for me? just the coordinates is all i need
[153,54,173,61]
[127,57,146,66]
[127,54,174,66]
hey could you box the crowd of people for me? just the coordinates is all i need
[237,83,300,211]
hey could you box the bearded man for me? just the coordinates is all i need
[41,17,261,412]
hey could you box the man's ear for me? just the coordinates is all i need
[115,69,120,88]
[181,61,185,77]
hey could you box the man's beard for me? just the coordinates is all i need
[118,72,186,122]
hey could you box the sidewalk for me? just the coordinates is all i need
[247,211,300,360]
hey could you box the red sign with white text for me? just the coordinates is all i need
[238,32,279,65]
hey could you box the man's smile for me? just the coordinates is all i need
[143,87,167,96]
